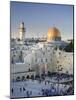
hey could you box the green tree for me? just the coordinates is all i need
[64,40,74,52]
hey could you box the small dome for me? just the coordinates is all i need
[47,27,61,42]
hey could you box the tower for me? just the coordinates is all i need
[19,22,25,41]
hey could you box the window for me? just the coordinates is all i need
[30,75,34,80]
[26,75,30,79]
[22,76,25,81]
[16,76,20,81]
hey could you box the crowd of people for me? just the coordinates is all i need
[11,73,74,98]
[11,82,73,98]
[41,84,73,96]
[11,86,33,97]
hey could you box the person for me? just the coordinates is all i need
[39,79,41,83]
[11,88,13,94]
[45,81,46,85]
[38,92,40,95]
[23,87,26,91]
[20,87,22,92]
[48,80,50,84]
[27,91,29,97]
[30,91,32,95]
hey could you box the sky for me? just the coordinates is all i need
[10,1,74,40]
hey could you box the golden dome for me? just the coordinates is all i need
[47,27,61,42]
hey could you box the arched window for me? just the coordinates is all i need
[16,76,20,81]
[26,75,30,79]
[30,75,34,80]
[22,76,25,81]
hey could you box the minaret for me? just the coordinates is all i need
[19,22,25,41]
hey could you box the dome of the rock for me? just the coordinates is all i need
[47,27,61,42]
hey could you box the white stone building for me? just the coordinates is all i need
[10,26,73,81]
